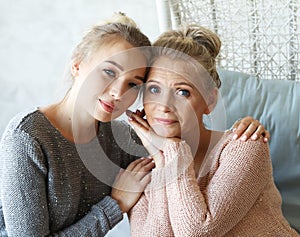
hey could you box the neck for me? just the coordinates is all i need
[41,91,98,144]
[187,124,223,177]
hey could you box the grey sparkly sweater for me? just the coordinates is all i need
[0,109,146,237]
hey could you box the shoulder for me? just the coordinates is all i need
[219,131,270,166]
[111,119,132,136]
[2,108,44,136]
[222,130,269,151]
[101,120,142,145]
[0,108,48,153]
[0,109,47,168]
[99,120,146,161]
[99,120,131,143]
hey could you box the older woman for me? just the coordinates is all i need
[128,25,299,236]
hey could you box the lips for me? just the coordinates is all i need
[155,118,178,125]
[99,99,116,113]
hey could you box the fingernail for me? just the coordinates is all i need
[233,134,238,140]
[232,128,237,132]
[263,137,268,143]
[126,110,133,117]
[241,135,247,141]
[251,134,258,140]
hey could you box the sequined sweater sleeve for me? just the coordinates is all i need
[0,128,123,237]
[0,110,145,237]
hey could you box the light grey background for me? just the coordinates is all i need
[0,1,159,236]
[0,0,159,136]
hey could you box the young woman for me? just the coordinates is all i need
[128,25,299,236]
[0,13,155,237]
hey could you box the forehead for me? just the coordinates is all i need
[92,38,148,70]
[149,56,200,84]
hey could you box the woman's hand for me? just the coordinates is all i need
[111,157,154,213]
[126,109,179,168]
[231,116,270,142]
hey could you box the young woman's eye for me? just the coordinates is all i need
[103,69,116,77]
[177,89,190,97]
[129,82,141,90]
[148,85,161,94]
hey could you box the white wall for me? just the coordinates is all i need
[0,1,159,236]
[0,0,160,136]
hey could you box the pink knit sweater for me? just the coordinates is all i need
[129,131,299,236]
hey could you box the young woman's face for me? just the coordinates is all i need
[73,38,147,122]
[144,57,212,139]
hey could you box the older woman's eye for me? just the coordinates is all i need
[103,69,116,77]
[148,85,161,94]
[177,89,190,97]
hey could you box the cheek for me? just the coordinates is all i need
[81,72,110,98]
[143,103,156,124]
[143,93,162,112]
[119,89,140,111]
[176,101,200,126]
[143,100,151,112]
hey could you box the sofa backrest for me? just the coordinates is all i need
[210,68,300,232]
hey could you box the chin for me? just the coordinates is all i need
[153,127,179,139]
[94,108,122,122]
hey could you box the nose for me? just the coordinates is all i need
[158,91,175,112]
[108,81,125,100]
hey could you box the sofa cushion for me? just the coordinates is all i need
[209,68,300,232]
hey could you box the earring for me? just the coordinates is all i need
[71,64,79,77]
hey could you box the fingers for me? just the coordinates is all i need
[233,119,260,141]
[149,150,165,168]
[127,113,162,153]
[139,172,152,188]
[131,158,154,173]
[231,118,242,130]
[126,109,145,118]
[263,130,270,142]
[126,157,152,171]
[133,159,155,180]
[135,109,145,118]
[131,115,150,130]
[126,110,150,141]
[232,117,270,142]
[252,125,270,143]
[126,110,150,130]
[125,157,154,179]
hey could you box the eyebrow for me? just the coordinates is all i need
[105,60,124,71]
[174,82,194,88]
[105,60,145,82]
[147,79,195,88]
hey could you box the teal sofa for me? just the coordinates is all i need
[212,69,300,232]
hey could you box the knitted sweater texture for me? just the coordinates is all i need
[129,132,299,237]
[0,109,146,237]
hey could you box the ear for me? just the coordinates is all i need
[71,63,80,77]
[204,87,218,114]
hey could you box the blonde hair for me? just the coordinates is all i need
[101,12,137,27]
[71,12,151,64]
[153,24,221,88]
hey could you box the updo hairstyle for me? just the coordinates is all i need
[153,24,222,89]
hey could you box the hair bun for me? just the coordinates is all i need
[101,12,138,28]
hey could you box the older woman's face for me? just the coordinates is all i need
[144,57,211,139]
